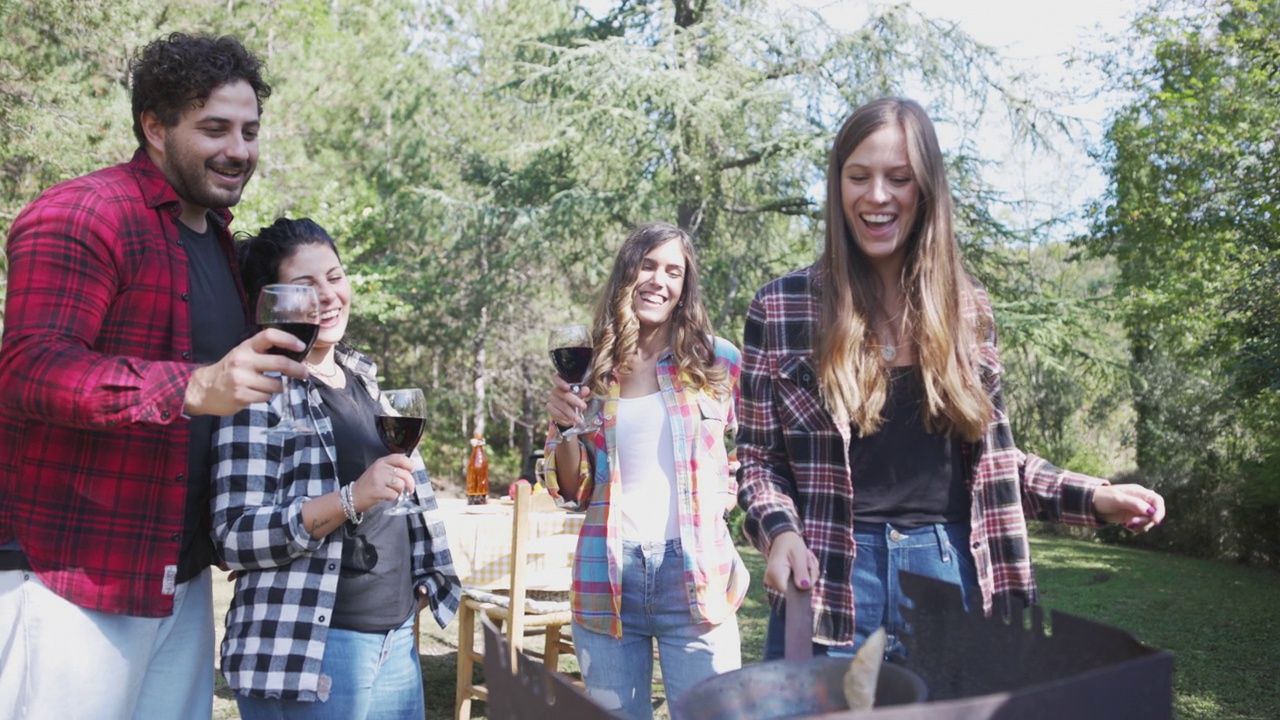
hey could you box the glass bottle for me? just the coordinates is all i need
[465,430,489,505]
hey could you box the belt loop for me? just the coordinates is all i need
[936,524,952,564]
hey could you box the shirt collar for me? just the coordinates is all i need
[128,148,235,227]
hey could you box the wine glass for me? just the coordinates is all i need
[377,388,429,515]
[547,324,602,438]
[258,284,320,436]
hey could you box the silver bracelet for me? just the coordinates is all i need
[339,484,364,525]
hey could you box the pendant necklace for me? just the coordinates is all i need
[879,303,904,364]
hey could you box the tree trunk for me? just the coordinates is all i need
[472,303,488,437]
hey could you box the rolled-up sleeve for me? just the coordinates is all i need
[212,404,324,570]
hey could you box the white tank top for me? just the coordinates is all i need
[615,391,679,541]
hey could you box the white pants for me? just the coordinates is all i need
[0,567,214,720]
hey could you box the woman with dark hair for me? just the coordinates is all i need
[736,97,1166,660]
[545,222,747,719]
[212,217,460,718]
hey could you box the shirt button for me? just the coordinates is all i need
[171,533,181,541]
[889,529,905,542]
[318,615,326,624]
[176,473,185,483]
[181,351,191,360]
[180,292,189,301]
[327,563,336,571]
[161,410,171,421]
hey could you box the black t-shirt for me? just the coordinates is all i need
[180,218,246,582]
[850,367,971,528]
[317,369,416,632]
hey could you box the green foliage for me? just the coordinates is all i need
[1,0,1139,501]
[995,245,1132,477]
[1087,0,1280,566]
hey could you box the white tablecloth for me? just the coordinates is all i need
[438,497,584,590]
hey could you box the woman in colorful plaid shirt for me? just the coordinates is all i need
[736,98,1167,660]
[544,222,747,720]
[211,218,460,718]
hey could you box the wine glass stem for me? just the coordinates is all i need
[279,377,294,424]
[401,453,410,502]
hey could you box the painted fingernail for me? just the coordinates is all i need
[1127,518,1144,528]
[799,579,810,589]
[1146,505,1156,515]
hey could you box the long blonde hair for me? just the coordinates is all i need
[589,222,728,396]
[815,97,991,440]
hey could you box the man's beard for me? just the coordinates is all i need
[163,137,255,212]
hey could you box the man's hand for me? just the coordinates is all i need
[183,329,308,417]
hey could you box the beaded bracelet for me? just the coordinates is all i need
[339,484,364,525]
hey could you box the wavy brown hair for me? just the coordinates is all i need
[815,97,991,440]
[588,222,728,396]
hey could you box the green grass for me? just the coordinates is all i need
[214,536,1280,719]
[1029,535,1280,720]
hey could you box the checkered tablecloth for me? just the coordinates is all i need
[438,497,584,590]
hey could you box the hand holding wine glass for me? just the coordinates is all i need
[347,455,416,517]
[377,388,429,516]
[258,284,320,436]
[548,323,602,438]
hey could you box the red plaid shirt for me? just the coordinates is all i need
[0,149,245,617]
[737,266,1107,645]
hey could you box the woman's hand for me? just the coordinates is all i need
[1093,483,1166,532]
[545,375,590,428]
[764,531,820,593]
[350,454,417,513]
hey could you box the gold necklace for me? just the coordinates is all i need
[305,361,339,379]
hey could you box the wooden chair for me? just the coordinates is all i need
[454,482,576,720]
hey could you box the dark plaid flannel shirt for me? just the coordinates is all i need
[736,266,1106,646]
[0,150,243,617]
[213,346,461,700]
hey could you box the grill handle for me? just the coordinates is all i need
[784,578,814,661]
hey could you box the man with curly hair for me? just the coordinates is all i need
[0,33,308,718]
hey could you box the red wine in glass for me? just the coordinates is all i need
[376,416,425,455]
[257,284,320,436]
[549,346,593,386]
[264,322,319,363]
[547,324,602,437]
[378,388,429,515]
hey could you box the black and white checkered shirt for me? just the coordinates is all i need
[213,345,460,699]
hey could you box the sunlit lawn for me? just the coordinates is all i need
[1029,535,1280,720]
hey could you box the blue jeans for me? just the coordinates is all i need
[572,539,741,720]
[763,522,977,660]
[235,613,423,720]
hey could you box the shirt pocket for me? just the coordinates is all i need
[775,354,833,432]
[696,394,728,437]
[696,394,731,476]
